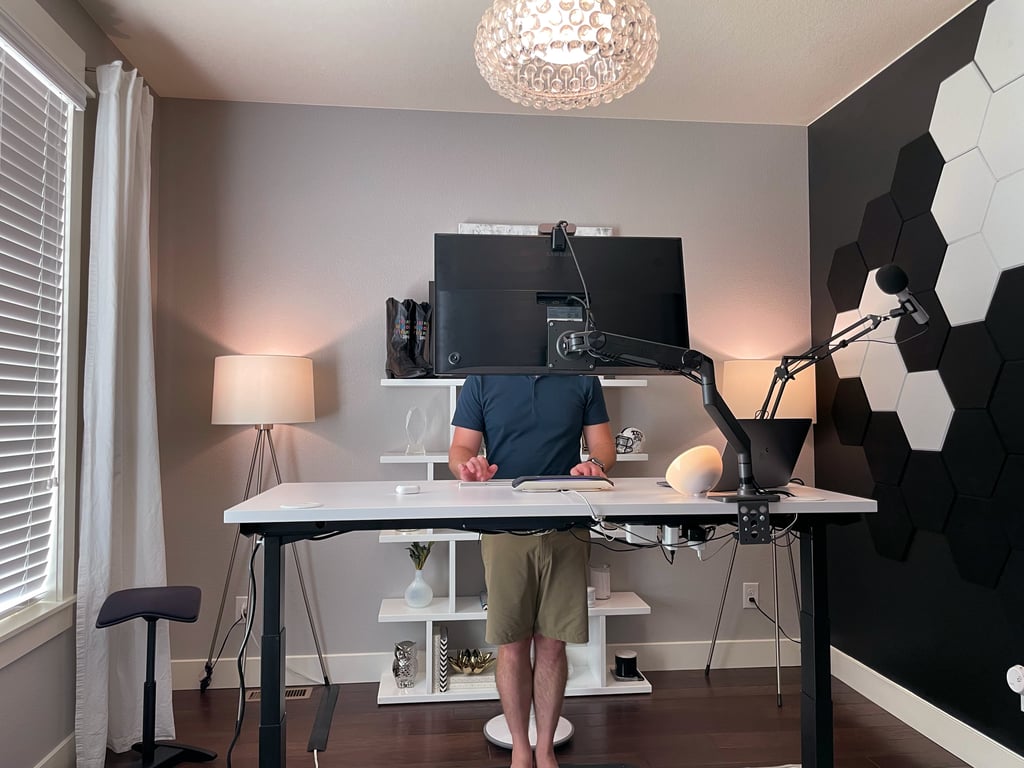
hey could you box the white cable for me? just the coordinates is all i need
[771,512,799,541]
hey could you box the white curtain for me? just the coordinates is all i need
[74,62,170,767]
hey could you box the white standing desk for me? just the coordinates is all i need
[226,478,875,768]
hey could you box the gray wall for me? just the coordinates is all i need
[154,100,811,665]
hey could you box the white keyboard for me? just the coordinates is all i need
[511,476,614,492]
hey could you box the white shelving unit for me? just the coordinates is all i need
[377,376,654,704]
[377,529,651,704]
[379,377,649,479]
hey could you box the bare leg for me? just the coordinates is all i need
[532,633,567,768]
[496,637,534,768]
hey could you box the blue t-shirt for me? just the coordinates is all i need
[452,375,609,479]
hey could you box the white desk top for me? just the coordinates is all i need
[224,478,875,525]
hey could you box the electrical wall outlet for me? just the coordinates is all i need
[742,582,759,609]
[235,595,249,621]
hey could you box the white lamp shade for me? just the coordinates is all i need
[665,445,723,497]
[212,355,315,425]
[722,359,816,421]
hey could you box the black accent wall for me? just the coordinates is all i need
[809,0,1024,755]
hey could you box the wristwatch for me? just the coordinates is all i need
[587,456,605,470]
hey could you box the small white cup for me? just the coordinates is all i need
[586,586,596,607]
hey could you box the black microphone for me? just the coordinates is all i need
[876,264,929,325]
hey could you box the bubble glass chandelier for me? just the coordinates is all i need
[474,0,659,111]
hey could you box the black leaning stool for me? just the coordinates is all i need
[96,586,216,767]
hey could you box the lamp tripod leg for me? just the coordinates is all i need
[704,534,738,676]
[290,542,331,685]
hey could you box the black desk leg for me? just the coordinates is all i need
[260,535,287,768]
[800,520,833,768]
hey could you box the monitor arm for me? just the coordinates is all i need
[558,329,777,503]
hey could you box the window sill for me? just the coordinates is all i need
[0,597,76,672]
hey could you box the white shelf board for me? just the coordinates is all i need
[379,596,487,622]
[380,378,466,387]
[588,591,651,616]
[379,452,449,464]
[587,452,647,462]
[378,592,647,623]
[379,529,480,543]
[380,377,647,388]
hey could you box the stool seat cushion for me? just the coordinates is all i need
[96,586,202,628]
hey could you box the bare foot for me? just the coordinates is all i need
[535,748,559,768]
[510,746,533,768]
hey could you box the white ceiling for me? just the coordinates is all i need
[75,0,975,126]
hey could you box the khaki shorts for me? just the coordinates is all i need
[480,530,590,646]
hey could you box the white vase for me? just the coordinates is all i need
[404,568,433,608]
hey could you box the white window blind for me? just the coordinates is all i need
[0,41,70,617]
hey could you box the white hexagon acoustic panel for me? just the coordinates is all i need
[978,76,1024,178]
[830,309,868,379]
[935,234,1000,325]
[897,370,954,451]
[930,62,992,162]
[975,0,1024,91]
[858,268,900,340]
[982,168,1024,270]
[860,339,907,412]
[931,148,996,244]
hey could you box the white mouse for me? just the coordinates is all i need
[396,484,420,495]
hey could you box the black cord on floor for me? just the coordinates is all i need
[750,596,800,645]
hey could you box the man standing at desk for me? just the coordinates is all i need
[449,374,616,768]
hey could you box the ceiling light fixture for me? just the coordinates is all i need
[474,0,659,111]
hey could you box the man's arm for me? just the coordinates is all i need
[572,422,616,476]
[449,426,498,481]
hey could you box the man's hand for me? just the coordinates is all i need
[456,455,498,482]
[570,460,606,477]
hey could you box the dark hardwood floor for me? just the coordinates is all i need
[107,668,968,768]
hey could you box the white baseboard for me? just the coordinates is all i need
[831,648,1024,768]
[34,734,73,768]
[172,638,801,690]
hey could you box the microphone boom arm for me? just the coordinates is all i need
[759,306,909,419]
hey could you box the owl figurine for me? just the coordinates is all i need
[392,640,418,689]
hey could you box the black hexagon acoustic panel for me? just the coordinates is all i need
[827,243,868,313]
[857,194,903,269]
[900,451,954,533]
[987,266,1024,360]
[890,133,945,220]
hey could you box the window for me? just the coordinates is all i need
[0,39,72,618]
[0,3,85,663]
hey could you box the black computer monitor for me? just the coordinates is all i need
[432,232,688,375]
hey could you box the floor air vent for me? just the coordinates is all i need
[245,686,312,702]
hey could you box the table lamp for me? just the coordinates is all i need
[202,354,327,692]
